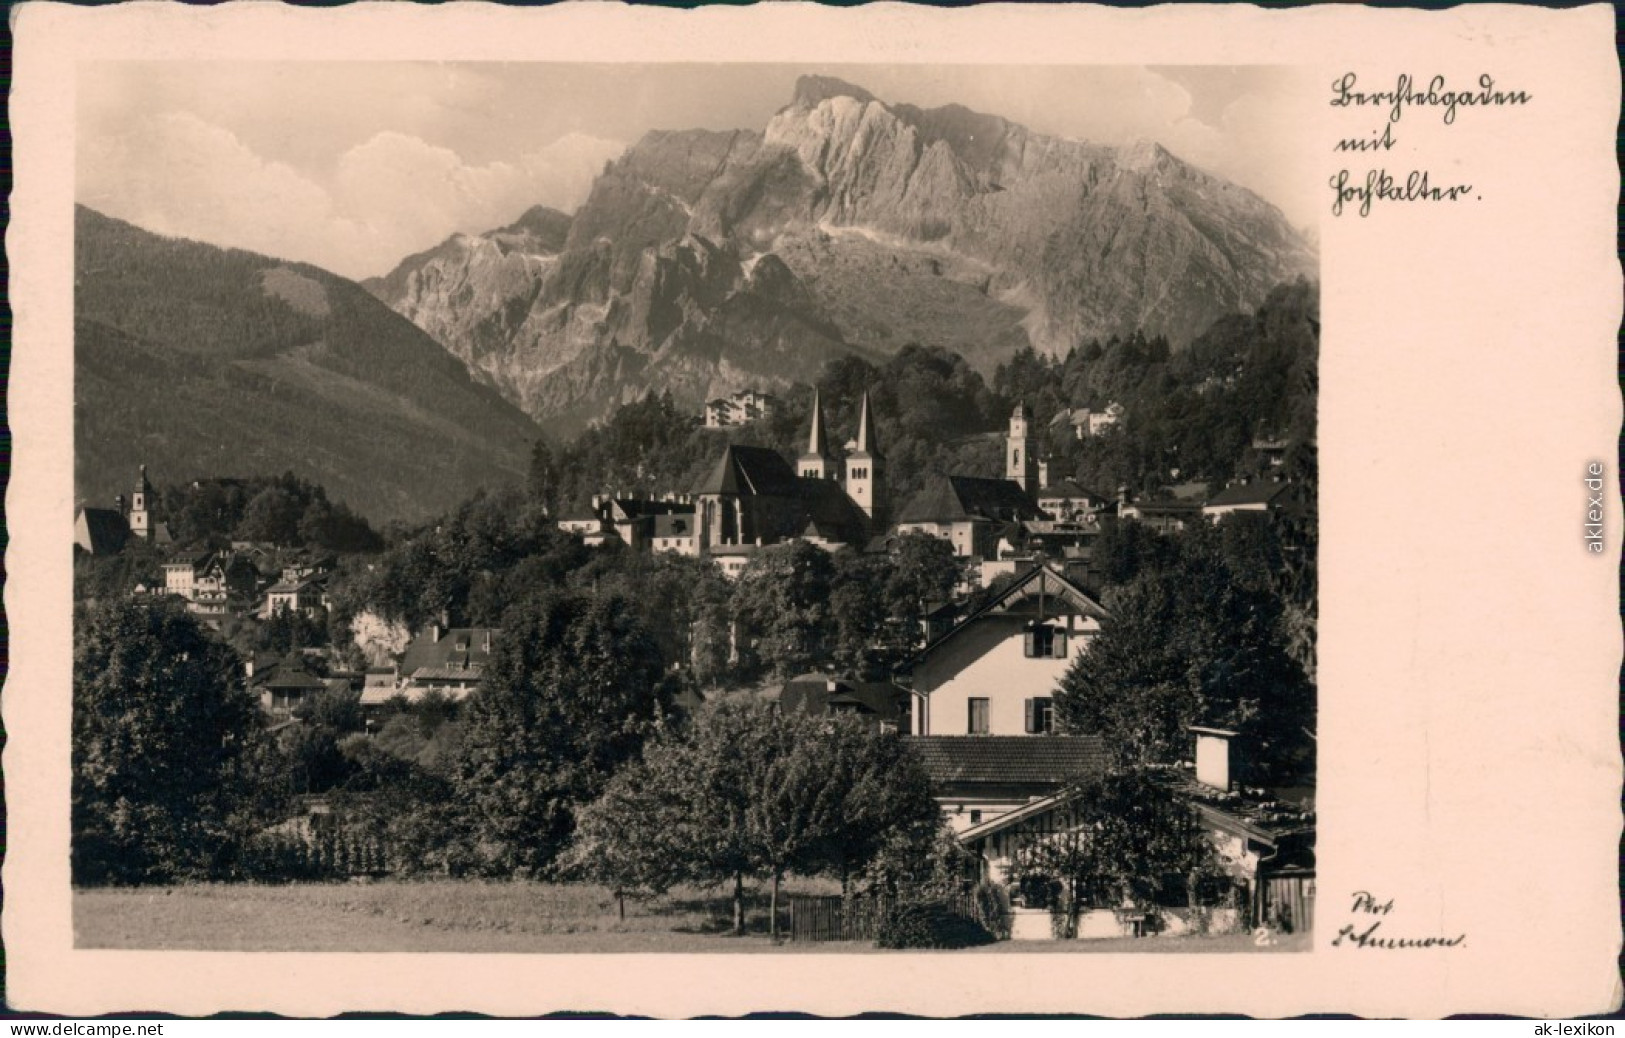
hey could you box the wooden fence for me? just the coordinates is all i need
[787,893,986,942]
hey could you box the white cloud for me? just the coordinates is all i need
[520,133,626,212]
[79,111,624,279]
[79,112,361,270]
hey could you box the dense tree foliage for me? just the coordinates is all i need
[1056,516,1315,782]
[72,599,260,883]
[994,278,1319,499]
[451,590,674,875]
[154,472,383,552]
[567,701,940,934]
[531,280,1315,522]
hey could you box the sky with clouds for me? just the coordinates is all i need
[78,63,1317,281]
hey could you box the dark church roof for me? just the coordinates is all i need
[796,477,871,544]
[693,445,802,498]
[896,475,1041,525]
[75,508,130,555]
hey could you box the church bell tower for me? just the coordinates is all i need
[129,465,153,540]
[799,388,834,481]
[1007,403,1038,495]
[845,392,884,522]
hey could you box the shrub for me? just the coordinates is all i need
[875,899,996,950]
[971,882,1013,941]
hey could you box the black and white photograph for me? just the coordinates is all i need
[69,60,1321,954]
[10,0,1618,1019]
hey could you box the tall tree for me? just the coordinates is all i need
[1055,546,1313,782]
[568,703,941,936]
[729,541,836,680]
[73,598,259,883]
[451,590,673,875]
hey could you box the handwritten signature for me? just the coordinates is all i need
[1331,891,1467,949]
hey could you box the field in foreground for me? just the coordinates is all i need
[75,882,1310,954]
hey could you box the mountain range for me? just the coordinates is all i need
[366,75,1316,436]
[74,206,540,526]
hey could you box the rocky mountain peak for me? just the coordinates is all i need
[367,76,1316,437]
[789,74,878,110]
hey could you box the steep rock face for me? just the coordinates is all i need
[371,76,1315,436]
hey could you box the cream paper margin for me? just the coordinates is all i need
[6,1,1621,1019]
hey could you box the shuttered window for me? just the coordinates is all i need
[1025,624,1068,659]
[968,697,990,735]
[1024,696,1056,733]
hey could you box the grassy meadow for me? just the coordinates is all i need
[74,880,1308,954]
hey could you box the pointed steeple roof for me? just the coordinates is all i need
[852,392,880,457]
[802,388,831,460]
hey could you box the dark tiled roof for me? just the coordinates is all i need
[896,475,1040,525]
[1126,500,1202,517]
[260,668,327,691]
[76,508,130,555]
[904,735,1108,787]
[399,628,500,676]
[780,676,907,721]
[611,498,692,522]
[1205,480,1292,508]
[1038,480,1103,501]
[653,513,695,538]
[693,445,802,498]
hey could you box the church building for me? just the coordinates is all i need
[692,390,884,565]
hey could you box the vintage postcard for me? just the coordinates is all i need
[5,0,1620,1019]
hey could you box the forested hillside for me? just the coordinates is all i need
[75,206,541,525]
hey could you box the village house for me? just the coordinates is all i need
[650,512,698,555]
[1202,475,1294,520]
[394,625,499,702]
[906,562,1107,738]
[1117,495,1203,533]
[191,552,260,617]
[1049,403,1124,441]
[358,667,403,720]
[249,655,329,716]
[703,389,780,428]
[262,576,326,619]
[778,673,911,733]
[1035,478,1108,523]
[1251,435,1291,469]
[161,549,258,616]
[946,726,1315,936]
[908,734,1108,835]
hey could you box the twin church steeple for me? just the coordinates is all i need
[799,388,884,521]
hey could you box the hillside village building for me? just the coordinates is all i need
[1202,475,1294,519]
[394,625,499,702]
[703,389,780,428]
[778,673,910,733]
[1049,403,1124,440]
